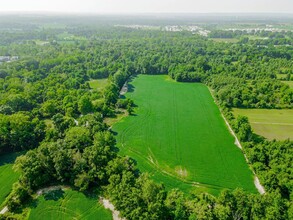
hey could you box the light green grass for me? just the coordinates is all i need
[233,108,293,140]
[28,189,112,220]
[88,79,108,91]
[112,75,256,194]
[282,81,293,89]
[210,38,239,43]
[0,152,22,206]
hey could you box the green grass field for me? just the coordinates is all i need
[112,75,256,194]
[28,189,112,220]
[0,152,21,207]
[233,108,293,140]
[88,79,108,91]
[210,38,239,43]
[282,81,293,89]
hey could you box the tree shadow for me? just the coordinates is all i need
[0,151,25,166]
[43,189,65,201]
[251,133,265,143]
[127,84,135,93]
[29,199,39,209]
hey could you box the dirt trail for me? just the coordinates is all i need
[208,88,265,195]
[221,110,265,194]
[100,198,125,220]
[36,185,68,196]
[120,82,128,95]
[0,206,8,214]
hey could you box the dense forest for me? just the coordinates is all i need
[0,15,292,219]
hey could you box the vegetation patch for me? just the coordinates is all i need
[88,78,108,91]
[233,108,293,140]
[113,75,256,193]
[282,80,293,89]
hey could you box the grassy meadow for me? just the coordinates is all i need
[233,108,293,140]
[113,75,256,194]
[282,81,293,89]
[88,79,108,91]
[0,153,21,207]
[28,189,112,220]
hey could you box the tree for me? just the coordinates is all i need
[64,127,92,151]
[78,95,93,115]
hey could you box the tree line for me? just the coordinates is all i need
[0,24,292,219]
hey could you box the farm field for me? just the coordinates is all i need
[0,153,21,207]
[233,108,293,140]
[28,189,112,220]
[112,75,256,194]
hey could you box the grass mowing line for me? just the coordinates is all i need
[251,122,293,125]
[113,75,256,194]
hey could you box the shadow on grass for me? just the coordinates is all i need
[127,84,135,93]
[44,189,65,201]
[0,151,25,166]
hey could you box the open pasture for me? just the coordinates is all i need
[233,108,293,140]
[113,75,256,194]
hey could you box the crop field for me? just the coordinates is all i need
[29,189,112,220]
[0,153,21,207]
[233,108,293,140]
[113,75,256,194]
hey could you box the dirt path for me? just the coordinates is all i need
[100,198,125,220]
[0,206,8,214]
[120,82,128,95]
[208,88,265,195]
[36,185,68,196]
[221,108,265,194]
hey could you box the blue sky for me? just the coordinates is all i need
[0,0,292,13]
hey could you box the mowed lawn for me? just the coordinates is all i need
[113,75,256,194]
[29,189,112,220]
[0,152,21,206]
[233,108,293,140]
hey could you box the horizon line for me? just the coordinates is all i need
[1,11,293,16]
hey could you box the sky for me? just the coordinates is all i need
[0,0,292,14]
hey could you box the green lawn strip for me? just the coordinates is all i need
[113,75,256,194]
[0,152,22,207]
[233,108,293,140]
[28,189,112,220]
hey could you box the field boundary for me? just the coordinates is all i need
[251,122,293,126]
[208,88,265,195]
